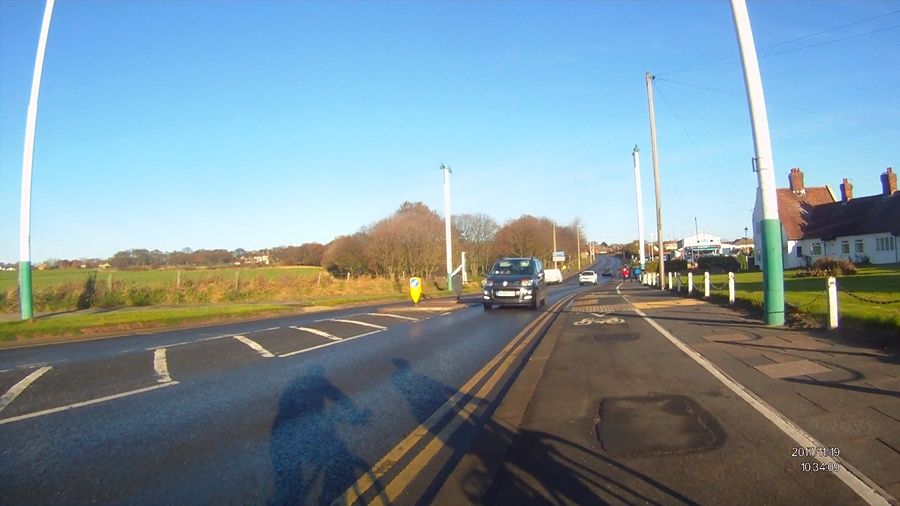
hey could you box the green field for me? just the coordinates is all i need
[0,266,322,291]
[706,264,900,329]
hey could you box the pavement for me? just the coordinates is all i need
[434,278,900,505]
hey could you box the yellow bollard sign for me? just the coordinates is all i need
[409,277,423,305]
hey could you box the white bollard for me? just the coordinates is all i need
[668,272,673,290]
[728,272,735,305]
[827,276,839,330]
[704,272,710,298]
[688,272,693,295]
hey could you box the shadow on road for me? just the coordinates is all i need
[386,357,700,505]
[268,364,374,505]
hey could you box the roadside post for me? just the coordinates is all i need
[409,277,423,305]
[704,272,710,298]
[668,272,673,290]
[688,272,694,295]
[728,272,735,304]
[827,276,839,330]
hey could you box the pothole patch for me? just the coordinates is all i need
[595,394,725,458]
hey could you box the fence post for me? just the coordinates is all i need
[728,272,735,305]
[677,273,682,292]
[704,272,710,298]
[176,270,181,289]
[107,272,112,291]
[234,270,239,290]
[687,272,693,295]
[827,276,839,330]
[668,272,673,290]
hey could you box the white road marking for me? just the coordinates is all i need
[618,285,893,506]
[148,333,233,350]
[330,319,387,330]
[289,326,341,341]
[362,312,418,321]
[280,330,384,358]
[0,381,178,426]
[233,335,275,358]
[153,348,172,383]
[248,326,280,333]
[0,366,52,415]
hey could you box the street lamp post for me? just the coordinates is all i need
[19,0,56,321]
[441,164,453,291]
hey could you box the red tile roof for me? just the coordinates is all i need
[776,187,835,240]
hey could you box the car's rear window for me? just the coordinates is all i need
[582,271,595,275]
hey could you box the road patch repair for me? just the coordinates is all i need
[595,394,726,458]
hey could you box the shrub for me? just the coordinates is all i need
[795,257,857,277]
[697,256,741,273]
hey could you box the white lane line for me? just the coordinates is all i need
[0,382,178,426]
[147,333,233,350]
[330,319,387,330]
[233,335,275,358]
[280,330,383,358]
[618,285,894,506]
[153,348,172,383]
[362,312,418,321]
[0,366,52,415]
[248,326,280,333]
[289,326,341,341]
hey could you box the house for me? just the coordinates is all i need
[753,167,900,268]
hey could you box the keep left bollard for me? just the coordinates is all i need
[827,276,839,330]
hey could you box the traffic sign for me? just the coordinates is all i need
[553,251,566,262]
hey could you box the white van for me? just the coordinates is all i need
[543,268,563,285]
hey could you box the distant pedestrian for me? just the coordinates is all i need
[621,266,630,280]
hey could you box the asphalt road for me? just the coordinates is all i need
[0,257,620,505]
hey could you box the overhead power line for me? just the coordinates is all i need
[658,8,900,77]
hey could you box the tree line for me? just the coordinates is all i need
[30,201,588,279]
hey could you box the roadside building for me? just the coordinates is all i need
[677,233,724,261]
[752,167,900,268]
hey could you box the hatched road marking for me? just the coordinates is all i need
[0,382,178,426]
[0,366,52,416]
[233,335,275,358]
[362,312,419,321]
[290,326,342,341]
[329,319,388,330]
[153,348,172,383]
[279,330,384,358]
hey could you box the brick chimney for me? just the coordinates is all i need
[789,168,805,194]
[840,178,853,202]
[882,167,897,195]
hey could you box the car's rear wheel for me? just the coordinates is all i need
[483,302,492,310]
[530,293,539,310]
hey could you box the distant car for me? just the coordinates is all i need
[601,269,612,277]
[579,270,598,286]
[543,268,563,285]
[482,257,548,310]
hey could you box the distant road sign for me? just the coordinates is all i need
[553,251,566,262]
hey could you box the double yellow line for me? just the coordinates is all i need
[333,293,576,506]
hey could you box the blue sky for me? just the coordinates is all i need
[1,0,898,263]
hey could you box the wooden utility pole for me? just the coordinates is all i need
[645,72,665,288]
[576,226,581,270]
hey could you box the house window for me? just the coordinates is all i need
[855,240,864,253]
[877,236,897,251]
[796,246,803,258]
[811,243,822,256]
[841,241,850,254]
